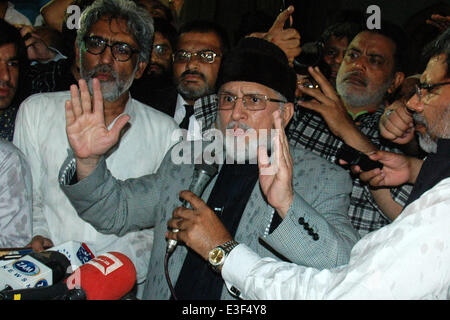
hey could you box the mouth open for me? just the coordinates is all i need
[344,74,366,87]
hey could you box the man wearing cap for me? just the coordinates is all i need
[58,37,359,300]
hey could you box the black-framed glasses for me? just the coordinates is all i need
[415,81,450,102]
[84,36,139,62]
[217,93,286,111]
[172,49,220,64]
[152,44,171,57]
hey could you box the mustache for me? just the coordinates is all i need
[86,64,118,80]
[343,71,367,86]
[180,70,206,81]
[226,121,252,131]
[413,113,427,127]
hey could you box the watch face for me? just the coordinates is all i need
[209,248,225,266]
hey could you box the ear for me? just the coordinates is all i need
[281,102,294,128]
[387,71,405,94]
[133,61,148,80]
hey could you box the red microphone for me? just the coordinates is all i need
[66,252,136,300]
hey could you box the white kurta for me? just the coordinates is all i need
[223,177,450,300]
[0,140,32,247]
[13,91,178,284]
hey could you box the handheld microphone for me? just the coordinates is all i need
[0,252,136,300]
[0,251,70,291]
[166,162,219,254]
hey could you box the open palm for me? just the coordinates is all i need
[65,78,130,160]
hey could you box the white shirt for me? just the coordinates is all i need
[174,94,203,141]
[13,91,178,284]
[222,177,450,300]
[4,2,32,26]
[0,140,32,247]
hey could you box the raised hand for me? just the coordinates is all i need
[426,14,450,33]
[353,150,422,187]
[166,190,232,260]
[257,110,293,218]
[379,101,415,144]
[65,78,130,178]
[297,66,354,138]
[248,5,301,66]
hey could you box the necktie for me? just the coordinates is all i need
[179,104,194,129]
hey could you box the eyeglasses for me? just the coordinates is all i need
[84,36,139,62]
[172,49,220,64]
[415,81,450,102]
[217,93,286,111]
[152,44,171,58]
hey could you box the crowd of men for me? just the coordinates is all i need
[0,0,449,300]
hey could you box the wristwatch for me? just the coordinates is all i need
[208,240,239,273]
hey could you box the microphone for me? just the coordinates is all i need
[166,162,219,254]
[0,252,136,300]
[0,250,70,291]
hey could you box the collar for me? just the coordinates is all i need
[436,139,450,157]
[107,95,135,129]
[347,108,378,121]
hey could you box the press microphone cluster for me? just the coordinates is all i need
[0,250,70,291]
[0,252,136,300]
[166,162,219,254]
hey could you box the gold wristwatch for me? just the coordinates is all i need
[208,240,239,273]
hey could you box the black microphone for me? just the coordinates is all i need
[0,251,71,291]
[166,162,219,254]
[0,281,86,300]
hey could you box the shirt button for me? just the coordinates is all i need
[298,217,305,225]
[313,234,319,241]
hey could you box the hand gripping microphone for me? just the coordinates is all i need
[166,162,219,254]
[0,252,136,300]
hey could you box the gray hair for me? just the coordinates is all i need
[76,0,154,63]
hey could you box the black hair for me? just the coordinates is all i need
[361,19,411,74]
[178,20,230,53]
[320,21,363,44]
[0,18,29,104]
[422,27,450,76]
[61,0,95,61]
[153,17,178,50]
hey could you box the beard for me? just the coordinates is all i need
[219,119,275,163]
[176,70,214,101]
[80,63,137,102]
[413,113,438,153]
[336,71,393,108]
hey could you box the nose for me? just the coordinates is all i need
[406,91,424,113]
[185,55,200,71]
[99,46,114,65]
[0,62,11,82]
[335,51,344,65]
[230,98,247,122]
[351,55,367,71]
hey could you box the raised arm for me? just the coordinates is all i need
[65,78,130,180]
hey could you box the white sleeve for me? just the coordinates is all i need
[222,186,450,300]
[0,145,32,247]
[13,98,51,239]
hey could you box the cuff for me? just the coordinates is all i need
[222,244,262,299]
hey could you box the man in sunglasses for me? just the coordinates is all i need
[58,36,359,300]
[13,0,178,298]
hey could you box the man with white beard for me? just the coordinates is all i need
[57,36,360,300]
[13,0,178,298]
[166,29,450,300]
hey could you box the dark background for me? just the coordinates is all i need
[9,0,450,74]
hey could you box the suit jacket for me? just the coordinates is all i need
[59,141,360,300]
